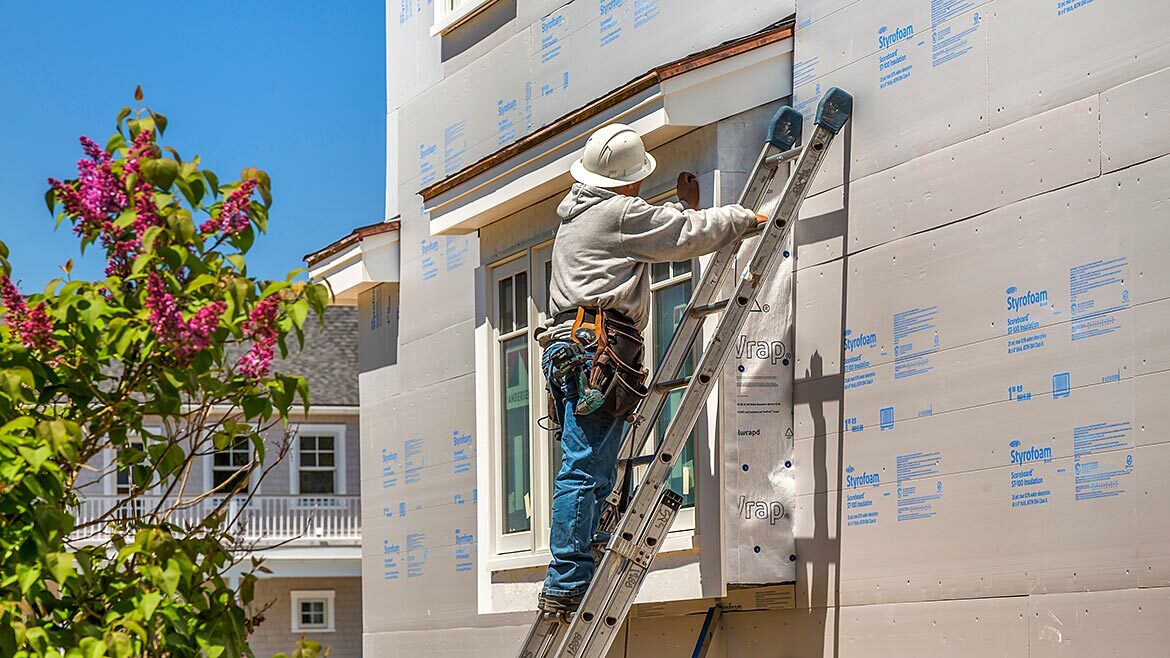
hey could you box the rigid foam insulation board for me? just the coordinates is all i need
[722,595,1030,658]
[792,1,990,196]
[720,229,797,585]
[794,156,1170,439]
[395,0,793,200]
[798,94,1101,265]
[360,372,480,630]
[1101,65,1170,174]
[793,0,1170,197]
[778,160,1170,610]
[987,1,1170,130]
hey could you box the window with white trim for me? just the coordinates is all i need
[290,590,335,633]
[211,436,251,493]
[291,425,347,496]
[433,0,498,35]
[487,215,703,557]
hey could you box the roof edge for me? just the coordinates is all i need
[304,219,402,266]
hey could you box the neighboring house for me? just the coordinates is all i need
[73,306,363,658]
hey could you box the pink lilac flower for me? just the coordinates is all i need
[201,179,258,236]
[144,272,225,363]
[1,276,59,358]
[49,131,164,278]
[237,295,280,379]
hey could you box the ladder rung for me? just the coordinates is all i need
[764,145,802,169]
[690,299,729,319]
[618,455,655,467]
[653,376,690,394]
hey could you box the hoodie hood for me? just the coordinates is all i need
[557,183,617,221]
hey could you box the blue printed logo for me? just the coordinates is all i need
[1006,286,1049,313]
[1052,372,1071,398]
[880,406,895,430]
[878,24,915,49]
[845,465,881,489]
[844,328,878,352]
[1009,440,1053,465]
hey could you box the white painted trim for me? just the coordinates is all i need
[307,230,401,304]
[181,404,360,415]
[427,36,795,236]
[430,0,498,37]
[290,589,336,633]
[289,424,348,496]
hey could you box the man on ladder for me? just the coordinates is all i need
[536,122,767,614]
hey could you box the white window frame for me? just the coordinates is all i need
[431,0,499,36]
[483,229,705,565]
[489,253,540,555]
[202,434,256,495]
[102,425,164,497]
[290,590,335,633]
[288,424,348,496]
[643,258,700,532]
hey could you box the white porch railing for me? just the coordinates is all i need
[72,495,362,545]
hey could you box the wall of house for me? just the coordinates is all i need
[248,576,363,658]
[369,0,801,654]
[372,0,1170,656]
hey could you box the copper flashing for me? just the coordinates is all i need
[418,19,794,202]
[304,219,402,266]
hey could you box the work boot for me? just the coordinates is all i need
[538,591,584,615]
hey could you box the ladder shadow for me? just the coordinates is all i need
[792,119,851,658]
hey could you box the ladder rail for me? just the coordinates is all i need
[554,89,852,658]
[596,134,797,533]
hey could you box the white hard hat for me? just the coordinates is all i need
[570,123,656,188]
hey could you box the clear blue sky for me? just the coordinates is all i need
[0,2,386,291]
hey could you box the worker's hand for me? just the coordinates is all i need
[755,213,769,225]
[676,172,700,209]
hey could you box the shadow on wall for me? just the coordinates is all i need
[793,120,852,657]
[441,0,519,61]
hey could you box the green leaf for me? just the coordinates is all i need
[139,591,163,620]
[78,637,107,658]
[115,106,132,132]
[17,445,51,471]
[226,254,246,273]
[141,158,180,190]
[106,132,127,154]
[287,298,308,330]
[44,187,56,215]
[178,176,205,207]
[113,208,137,230]
[106,631,133,658]
[203,169,221,197]
[16,564,40,593]
[306,283,332,314]
[185,273,218,293]
[44,551,74,584]
[229,278,250,309]
[150,111,168,136]
[161,558,181,595]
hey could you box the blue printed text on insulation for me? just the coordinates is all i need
[846,467,881,490]
[894,306,940,379]
[1010,442,1054,466]
[878,24,915,49]
[931,12,980,68]
[1073,421,1134,501]
[1070,257,1129,341]
[1058,0,1095,16]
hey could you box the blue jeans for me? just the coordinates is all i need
[541,342,626,597]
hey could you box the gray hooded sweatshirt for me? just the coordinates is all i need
[541,183,758,346]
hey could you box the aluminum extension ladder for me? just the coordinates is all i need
[517,87,853,658]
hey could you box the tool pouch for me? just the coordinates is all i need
[587,309,649,421]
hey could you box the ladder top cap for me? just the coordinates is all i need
[766,106,803,151]
[815,87,853,135]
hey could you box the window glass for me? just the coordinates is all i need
[499,277,515,334]
[652,267,696,508]
[212,436,251,492]
[501,336,531,534]
[298,434,337,494]
[299,600,327,627]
